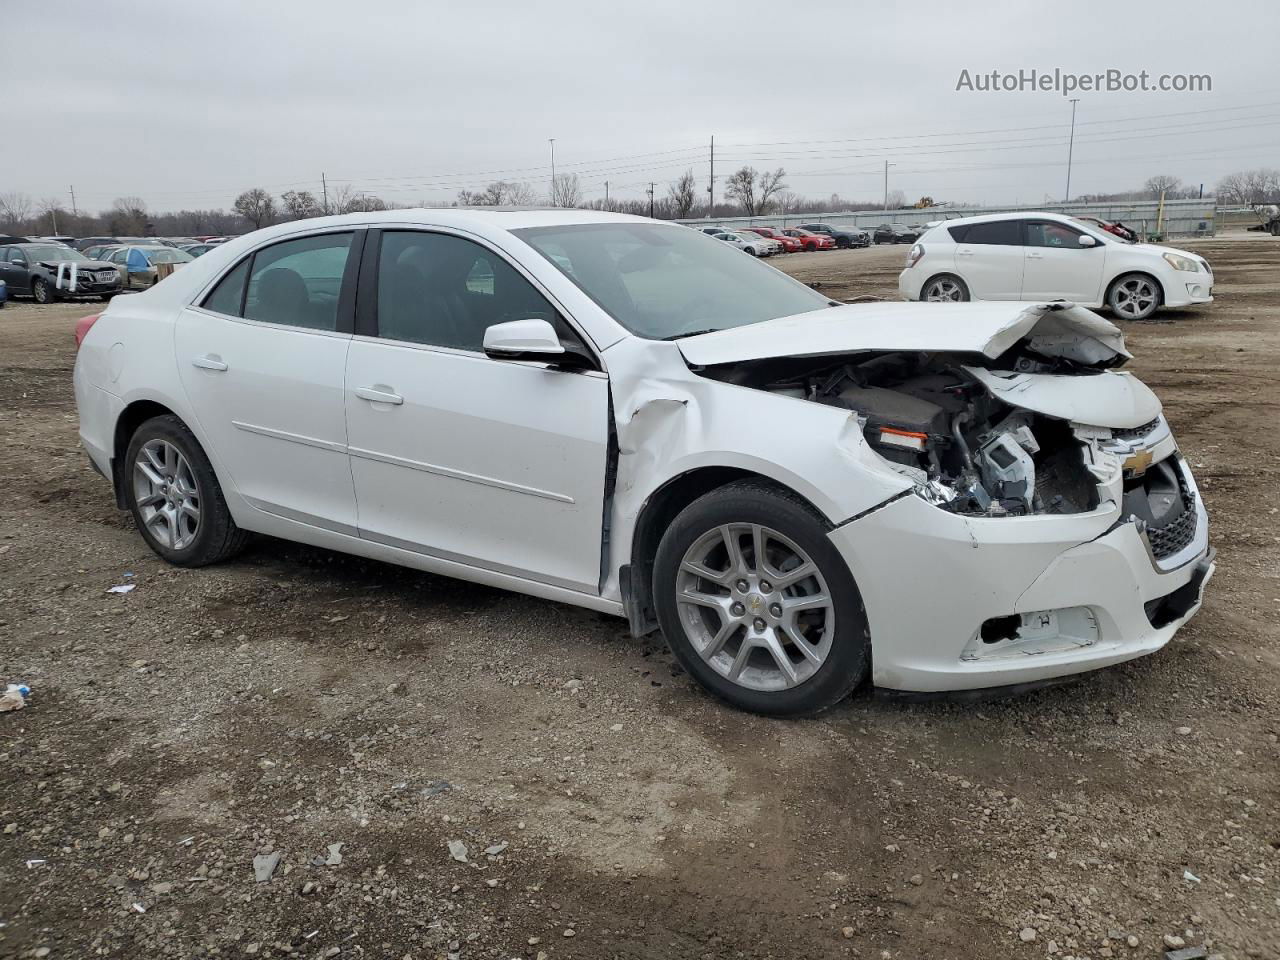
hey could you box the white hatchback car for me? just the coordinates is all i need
[899,212,1213,321]
[74,210,1212,715]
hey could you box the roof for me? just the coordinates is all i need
[924,210,1076,228]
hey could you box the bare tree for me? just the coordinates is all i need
[1144,175,1182,199]
[108,196,150,235]
[457,180,537,206]
[667,170,697,218]
[346,194,387,213]
[756,168,787,214]
[552,173,582,208]
[36,197,69,233]
[0,192,34,230]
[280,189,321,220]
[774,190,801,216]
[1216,168,1280,208]
[233,188,277,229]
[724,166,787,216]
[885,189,906,209]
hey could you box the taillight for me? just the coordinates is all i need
[905,244,924,268]
[74,313,101,348]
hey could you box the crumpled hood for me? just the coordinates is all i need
[677,301,1130,368]
[38,259,114,271]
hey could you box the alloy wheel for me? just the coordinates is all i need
[1112,277,1157,319]
[132,439,201,550]
[675,523,835,692]
[924,277,965,301]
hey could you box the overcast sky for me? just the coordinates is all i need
[6,0,1278,214]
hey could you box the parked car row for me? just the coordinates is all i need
[690,221,927,253]
[0,239,198,303]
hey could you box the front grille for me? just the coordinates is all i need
[1146,480,1198,561]
[1111,417,1160,442]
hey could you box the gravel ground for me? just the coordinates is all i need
[0,236,1276,960]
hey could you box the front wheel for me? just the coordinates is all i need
[1108,273,1162,321]
[32,278,54,304]
[653,481,869,716]
[921,274,969,302]
[124,415,249,566]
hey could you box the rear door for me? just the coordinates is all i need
[1020,219,1107,304]
[175,229,363,534]
[951,219,1024,299]
[344,228,610,594]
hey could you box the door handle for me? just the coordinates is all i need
[191,355,228,372]
[957,249,974,257]
[1026,251,1044,259]
[355,386,404,405]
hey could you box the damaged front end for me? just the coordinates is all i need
[680,302,1201,565]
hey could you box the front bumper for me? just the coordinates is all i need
[1164,279,1213,307]
[829,462,1212,692]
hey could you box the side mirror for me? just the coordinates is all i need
[483,318,565,359]
[1077,234,1098,248]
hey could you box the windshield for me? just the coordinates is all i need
[515,222,831,340]
[735,232,762,242]
[24,245,87,262]
[145,248,194,264]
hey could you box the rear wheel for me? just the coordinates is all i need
[124,415,249,566]
[32,278,53,304]
[921,274,969,302]
[653,481,869,716]
[1108,273,1162,321]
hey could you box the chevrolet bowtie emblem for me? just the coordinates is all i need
[1124,449,1154,475]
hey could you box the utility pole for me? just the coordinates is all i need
[604,180,609,208]
[321,172,329,215]
[708,135,715,218]
[549,138,556,206]
[1064,98,1080,203]
[50,207,58,234]
[883,161,896,210]
[647,182,656,219]
[69,185,78,217]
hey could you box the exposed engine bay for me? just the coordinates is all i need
[704,350,1113,517]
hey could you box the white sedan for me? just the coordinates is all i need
[898,211,1213,321]
[712,231,775,256]
[73,210,1212,715]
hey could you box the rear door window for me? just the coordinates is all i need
[243,232,354,331]
[952,220,1022,245]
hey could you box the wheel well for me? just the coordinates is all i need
[620,467,827,637]
[111,400,179,507]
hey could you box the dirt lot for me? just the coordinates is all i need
[1,237,1276,960]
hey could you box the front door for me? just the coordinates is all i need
[1020,220,1108,303]
[175,230,362,534]
[0,247,30,294]
[344,229,610,594]
[952,219,1024,299]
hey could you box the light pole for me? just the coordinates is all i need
[883,161,896,210]
[549,138,556,206]
[1064,98,1080,203]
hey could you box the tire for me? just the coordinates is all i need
[806,242,817,252]
[1107,272,1162,321]
[123,415,249,567]
[32,278,53,304]
[921,274,970,302]
[745,248,758,257]
[653,480,870,716]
